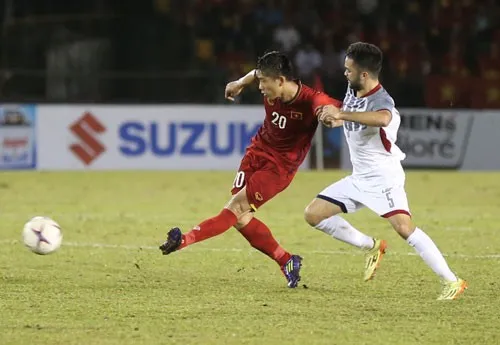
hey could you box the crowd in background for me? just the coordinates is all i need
[1,0,499,107]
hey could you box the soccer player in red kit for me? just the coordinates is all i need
[159,51,342,288]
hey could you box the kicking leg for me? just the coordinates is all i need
[159,187,250,254]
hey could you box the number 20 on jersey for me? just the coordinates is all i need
[271,112,287,129]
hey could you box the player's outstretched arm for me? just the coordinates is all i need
[224,69,256,102]
[337,110,392,127]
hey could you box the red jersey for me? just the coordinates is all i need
[250,83,342,170]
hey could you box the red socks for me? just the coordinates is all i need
[180,209,237,249]
[179,210,291,268]
[238,218,291,266]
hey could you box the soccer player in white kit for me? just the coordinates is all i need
[306,42,467,300]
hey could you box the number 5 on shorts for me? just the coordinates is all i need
[385,191,395,208]
[232,171,245,189]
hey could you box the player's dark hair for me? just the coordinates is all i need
[345,42,383,76]
[256,51,294,80]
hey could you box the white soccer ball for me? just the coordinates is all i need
[22,216,63,255]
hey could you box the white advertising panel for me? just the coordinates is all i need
[37,105,310,171]
[340,109,500,171]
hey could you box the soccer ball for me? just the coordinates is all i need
[22,216,63,255]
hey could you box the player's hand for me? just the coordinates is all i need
[321,117,343,128]
[317,105,341,120]
[225,81,245,102]
[317,105,343,128]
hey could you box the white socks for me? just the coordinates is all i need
[315,217,458,282]
[315,215,374,250]
[407,228,458,282]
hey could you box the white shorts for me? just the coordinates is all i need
[317,175,411,217]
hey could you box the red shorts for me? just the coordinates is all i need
[230,148,296,210]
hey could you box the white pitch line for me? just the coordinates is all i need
[1,239,500,259]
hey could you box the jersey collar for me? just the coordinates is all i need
[282,80,302,105]
[361,83,382,98]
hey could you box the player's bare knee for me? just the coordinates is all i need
[304,198,341,227]
[226,190,252,217]
[234,212,253,230]
[304,203,324,227]
[387,214,415,239]
[392,222,415,239]
[226,202,245,218]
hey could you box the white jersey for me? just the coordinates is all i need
[342,84,406,181]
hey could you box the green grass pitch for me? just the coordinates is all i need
[1,170,499,345]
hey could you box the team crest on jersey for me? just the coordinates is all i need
[290,111,303,120]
